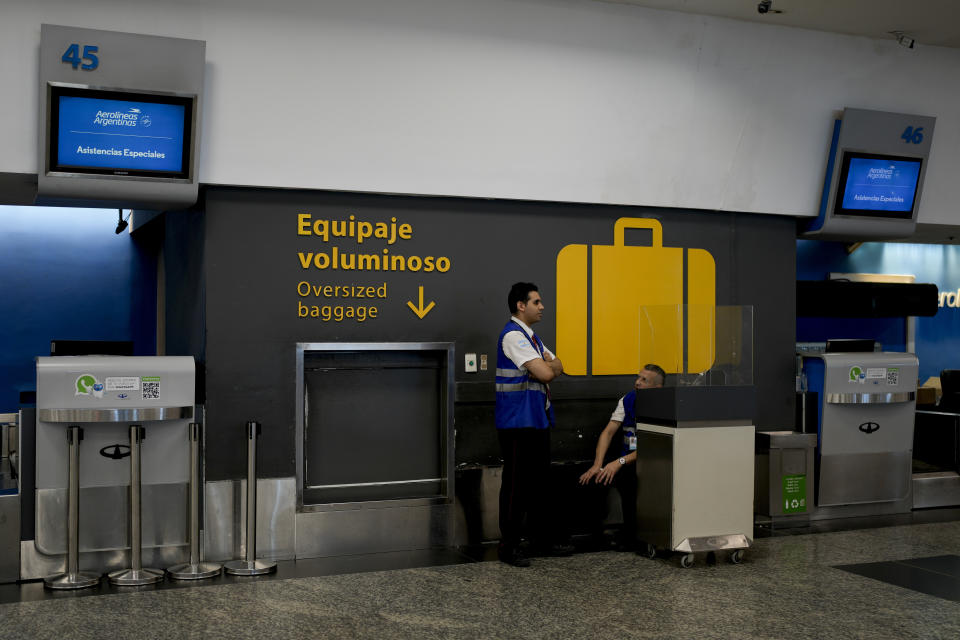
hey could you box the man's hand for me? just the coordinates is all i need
[594,460,621,485]
[580,420,621,485]
[578,464,603,485]
[525,357,561,383]
[579,459,621,485]
[543,351,563,376]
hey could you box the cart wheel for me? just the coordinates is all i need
[644,543,657,559]
[729,549,744,564]
[680,553,695,568]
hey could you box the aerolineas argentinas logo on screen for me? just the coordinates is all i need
[866,165,896,181]
[92,107,152,128]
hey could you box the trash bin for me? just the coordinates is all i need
[755,431,817,526]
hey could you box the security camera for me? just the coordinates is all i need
[757,0,772,14]
[115,209,129,234]
[890,31,916,49]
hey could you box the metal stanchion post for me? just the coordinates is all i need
[109,425,164,585]
[168,422,221,579]
[44,426,100,589]
[224,421,276,575]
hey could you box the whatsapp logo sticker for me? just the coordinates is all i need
[849,366,864,383]
[75,374,105,398]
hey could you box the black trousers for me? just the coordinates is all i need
[497,427,553,550]
[582,457,637,544]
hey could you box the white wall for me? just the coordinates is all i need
[2,0,959,224]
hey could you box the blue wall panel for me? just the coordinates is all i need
[797,239,960,381]
[0,206,157,410]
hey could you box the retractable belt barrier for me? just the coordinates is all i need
[108,425,164,586]
[168,422,222,580]
[224,421,277,576]
[43,426,101,590]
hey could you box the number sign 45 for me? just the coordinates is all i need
[62,44,99,71]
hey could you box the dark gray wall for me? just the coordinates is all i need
[163,208,205,358]
[175,187,796,480]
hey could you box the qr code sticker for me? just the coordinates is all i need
[142,382,160,399]
[887,368,899,386]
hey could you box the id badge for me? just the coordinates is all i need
[625,430,637,451]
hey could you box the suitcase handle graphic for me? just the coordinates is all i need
[614,218,662,248]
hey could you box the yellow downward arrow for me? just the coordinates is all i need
[406,285,436,319]
[407,286,436,320]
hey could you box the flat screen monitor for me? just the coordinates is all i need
[50,340,134,356]
[825,339,876,353]
[833,151,923,220]
[47,85,195,180]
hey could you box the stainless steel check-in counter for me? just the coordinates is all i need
[802,352,918,518]
[27,356,194,580]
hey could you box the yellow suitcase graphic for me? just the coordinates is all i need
[555,217,716,376]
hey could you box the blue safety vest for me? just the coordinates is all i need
[495,320,554,430]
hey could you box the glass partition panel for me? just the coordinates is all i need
[638,304,753,386]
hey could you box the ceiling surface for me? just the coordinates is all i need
[602,1,960,244]
[603,0,960,49]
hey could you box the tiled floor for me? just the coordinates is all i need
[836,555,960,602]
[0,548,479,606]
[2,515,960,639]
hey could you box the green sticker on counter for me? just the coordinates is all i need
[783,474,807,513]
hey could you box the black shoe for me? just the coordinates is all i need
[610,538,637,553]
[533,542,575,557]
[611,530,638,552]
[589,532,614,551]
[497,546,531,567]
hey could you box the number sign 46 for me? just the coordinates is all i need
[62,44,99,71]
[901,126,924,144]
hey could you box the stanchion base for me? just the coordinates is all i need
[167,562,223,580]
[108,567,165,586]
[44,571,101,590]
[223,559,277,576]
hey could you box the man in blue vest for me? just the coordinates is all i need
[495,282,572,567]
[578,363,665,551]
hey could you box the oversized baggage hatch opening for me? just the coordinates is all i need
[296,343,454,508]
